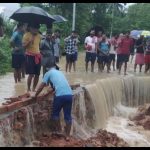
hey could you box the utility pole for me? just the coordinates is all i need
[72,3,76,31]
[110,3,114,38]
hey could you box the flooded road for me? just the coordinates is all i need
[0,52,148,102]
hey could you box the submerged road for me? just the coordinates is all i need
[0,52,149,103]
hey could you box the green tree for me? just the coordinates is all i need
[107,3,126,16]
[127,3,150,30]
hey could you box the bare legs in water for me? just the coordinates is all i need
[14,68,21,83]
[134,64,143,73]
[145,64,150,73]
[86,61,95,72]
[27,74,39,92]
[118,62,128,75]
[66,61,76,72]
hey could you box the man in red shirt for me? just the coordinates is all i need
[118,31,133,75]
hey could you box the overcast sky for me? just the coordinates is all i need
[0,3,135,19]
[0,3,20,18]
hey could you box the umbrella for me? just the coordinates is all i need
[141,30,150,37]
[130,30,142,39]
[10,6,56,25]
[52,15,68,23]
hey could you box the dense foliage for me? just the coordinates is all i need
[0,16,15,75]
[0,36,12,75]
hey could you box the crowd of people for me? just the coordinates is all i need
[84,30,150,75]
[11,23,150,86]
[9,22,150,140]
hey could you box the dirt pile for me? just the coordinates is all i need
[129,103,150,130]
[34,129,128,147]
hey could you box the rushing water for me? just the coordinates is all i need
[72,78,150,146]
[1,52,150,146]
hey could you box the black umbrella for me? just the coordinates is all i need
[52,15,68,23]
[10,6,56,25]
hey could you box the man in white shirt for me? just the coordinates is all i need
[109,35,118,71]
[84,30,98,72]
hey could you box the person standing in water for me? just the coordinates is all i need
[97,35,110,73]
[40,30,54,76]
[130,37,136,64]
[118,31,133,75]
[109,34,118,71]
[144,39,150,73]
[32,57,73,141]
[84,30,98,72]
[53,29,61,63]
[64,30,78,72]
[116,33,124,70]
[73,35,80,72]
[134,35,145,72]
[22,23,41,92]
[10,22,26,83]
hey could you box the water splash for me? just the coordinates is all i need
[72,87,96,139]
[23,106,35,145]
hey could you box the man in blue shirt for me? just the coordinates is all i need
[10,22,25,83]
[97,35,110,73]
[33,57,73,141]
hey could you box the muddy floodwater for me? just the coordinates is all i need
[0,52,147,101]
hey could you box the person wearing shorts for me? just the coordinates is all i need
[64,31,78,72]
[144,40,150,73]
[33,57,73,141]
[116,33,124,70]
[84,30,97,72]
[22,23,41,92]
[97,35,110,73]
[10,22,26,83]
[40,30,54,76]
[109,35,118,71]
[73,36,80,72]
[118,31,133,75]
[134,35,145,72]
[53,30,61,63]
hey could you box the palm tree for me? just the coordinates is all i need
[107,3,126,37]
[107,3,126,16]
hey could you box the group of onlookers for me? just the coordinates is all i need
[84,30,150,75]
[10,23,61,92]
[84,30,133,75]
